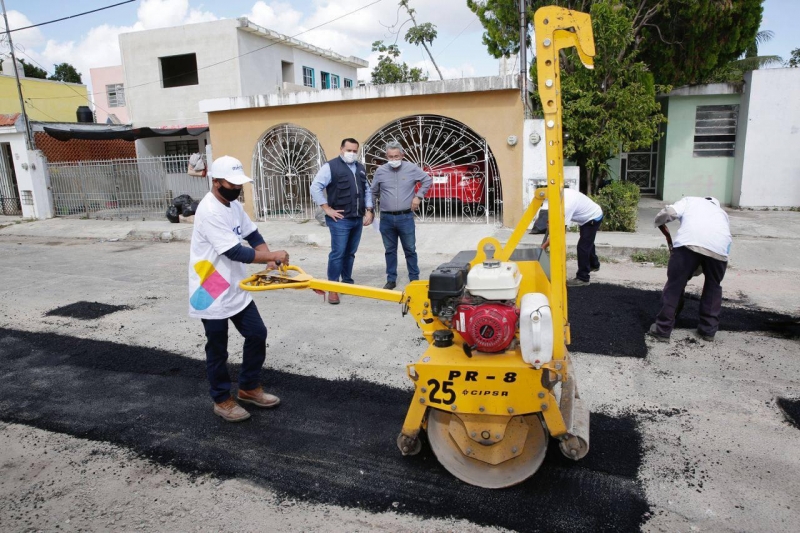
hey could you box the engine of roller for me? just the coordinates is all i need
[429,259,522,354]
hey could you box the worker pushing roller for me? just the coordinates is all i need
[241,6,597,489]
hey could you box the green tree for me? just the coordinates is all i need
[706,30,783,83]
[788,48,800,68]
[370,41,428,84]
[399,0,443,80]
[48,62,82,84]
[545,2,668,194]
[0,58,48,79]
[466,0,762,86]
[21,59,48,79]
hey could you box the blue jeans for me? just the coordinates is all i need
[380,212,419,283]
[326,215,363,283]
[201,301,267,403]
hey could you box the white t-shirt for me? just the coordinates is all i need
[563,188,603,226]
[671,197,732,258]
[188,192,258,320]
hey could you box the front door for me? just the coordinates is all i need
[621,140,659,194]
[0,143,21,215]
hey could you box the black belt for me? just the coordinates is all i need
[381,209,412,216]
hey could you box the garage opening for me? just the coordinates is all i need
[252,124,326,220]
[363,115,502,225]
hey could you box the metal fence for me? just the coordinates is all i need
[48,155,210,220]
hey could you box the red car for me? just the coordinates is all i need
[416,165,486,204]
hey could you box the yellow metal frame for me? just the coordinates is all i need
[241,5,595,460]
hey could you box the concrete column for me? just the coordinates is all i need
[14,150,53,219]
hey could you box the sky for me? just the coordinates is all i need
[1,0,797,96]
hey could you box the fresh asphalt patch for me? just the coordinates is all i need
[777,398,800,430]
[0,328,650,532]
[568,284,800,357]
[45,301,130,320]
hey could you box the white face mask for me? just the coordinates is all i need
[341,152,358,164]
[388,160,402,169]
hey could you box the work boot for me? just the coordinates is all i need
[696,330,715,342]
[213,398,251,422]
[646,324,670,343]
[590,265,600,273]
[328,292,340,305]
[238,387,281,408]
[383,281,397,290]
[566,278,590,287]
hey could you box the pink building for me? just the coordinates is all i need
[89,66,130,124]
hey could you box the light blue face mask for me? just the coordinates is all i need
[388,160,402,168]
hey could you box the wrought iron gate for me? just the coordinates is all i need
[252,124,326,220]
[48,155,210,220]
[363,115,502,224]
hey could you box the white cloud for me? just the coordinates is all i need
[12,0,219,93]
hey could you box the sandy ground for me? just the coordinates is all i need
[0,235,799,532]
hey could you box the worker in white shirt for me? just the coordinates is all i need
[541,187,604,286]
[647,196,731,343]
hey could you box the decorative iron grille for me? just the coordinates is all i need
[363,115,502,225]
[252,124,326,220]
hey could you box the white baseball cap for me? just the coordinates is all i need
[209,156,252,185]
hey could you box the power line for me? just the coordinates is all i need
[29,0,387,100]
[24,98,61,123]
[8,0,136,33]
[436,17,477,58]
[11,46,114,118]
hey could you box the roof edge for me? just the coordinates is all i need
[200,75,521,113]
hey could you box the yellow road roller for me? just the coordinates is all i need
[242,6,596,489]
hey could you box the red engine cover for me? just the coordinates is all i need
[455,303,519,353]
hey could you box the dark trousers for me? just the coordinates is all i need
[576,218,602,281]
[380,212,419,283]
[326,215,363,283]
[201,301,268,403]
[654,247,728,337]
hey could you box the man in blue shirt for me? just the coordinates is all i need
[310,138,374,305]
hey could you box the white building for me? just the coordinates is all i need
[119,17,368,159]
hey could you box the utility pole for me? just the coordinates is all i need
[1,0,34,149]
[519,0,531,118]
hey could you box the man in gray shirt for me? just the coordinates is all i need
[371,141,432,290]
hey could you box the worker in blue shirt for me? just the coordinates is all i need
[310,138,374,305]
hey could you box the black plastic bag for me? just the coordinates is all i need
[530,208,548,234]
[182,200,200,217]
[171,194,193,211]
[166,205,180,223]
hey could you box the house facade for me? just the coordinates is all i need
[89,66,130,124]
[1,61,89,123]
[118,17,367,162]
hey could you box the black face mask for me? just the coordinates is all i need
[217,185,241,202]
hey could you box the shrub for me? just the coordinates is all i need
[591,180,640,232]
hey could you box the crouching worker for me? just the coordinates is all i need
[189,155,290,422]
[647,197,731,343]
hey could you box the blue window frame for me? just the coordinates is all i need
[321,71,331,89]
[302,66,315,88]
[344,78,353,88]
[331,74,340,89]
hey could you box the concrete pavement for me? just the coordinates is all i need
[1,198,798,271]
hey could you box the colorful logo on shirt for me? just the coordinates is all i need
[190,260,230,310]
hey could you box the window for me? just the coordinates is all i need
[164,140,200,173]
[106,84,125,107]
[344,78,353,88]
[331,74,340,89]
[693,104,739,157]
[160,53,199,88]
[302,66,315,88]
[321,71,331,89]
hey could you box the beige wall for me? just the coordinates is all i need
[207,89,524,227]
